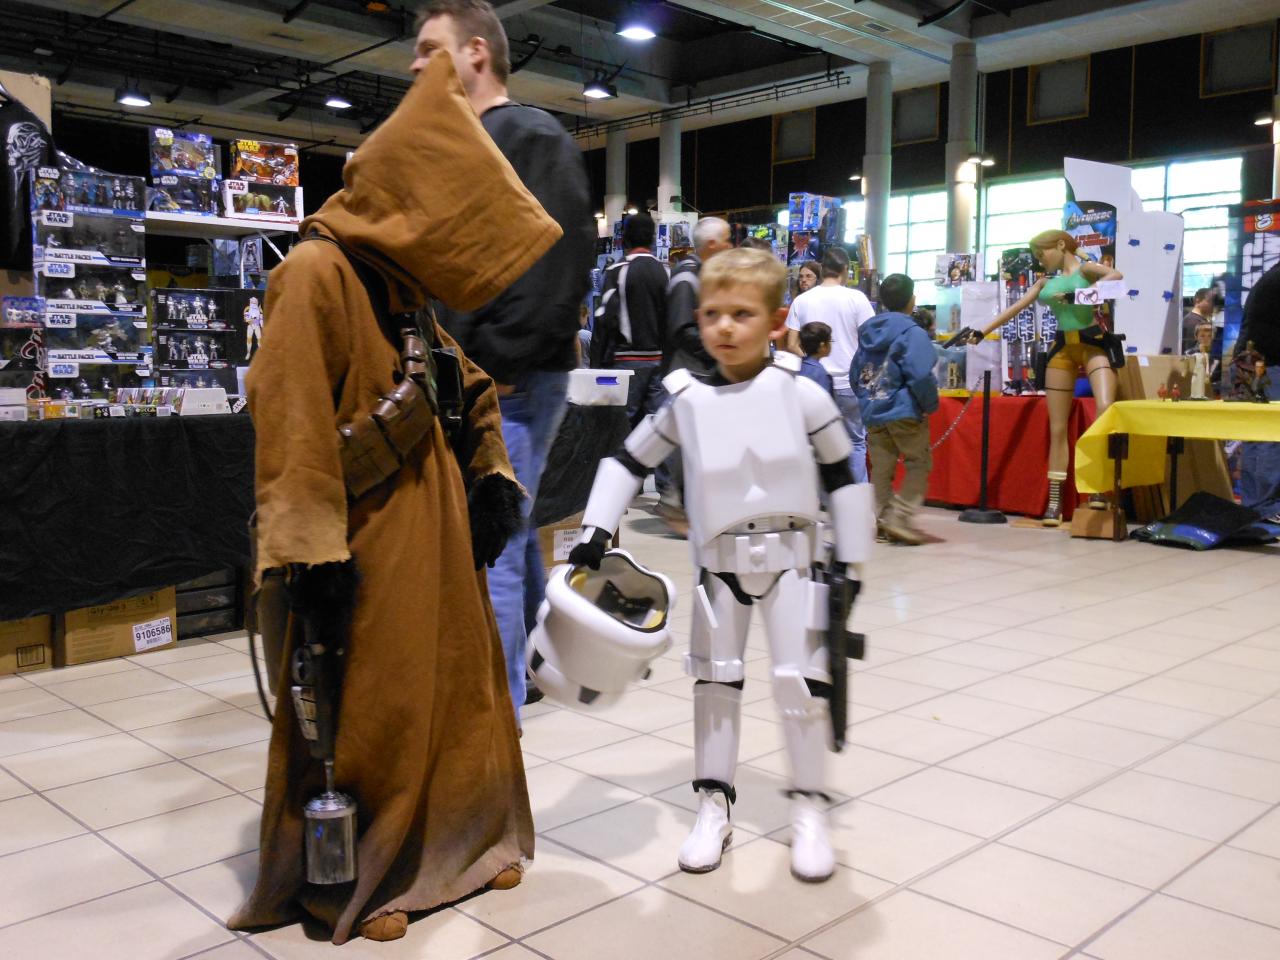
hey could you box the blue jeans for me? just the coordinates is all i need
[1240,363,1280,519]
[833,388,869,484]
[490,371,569,716]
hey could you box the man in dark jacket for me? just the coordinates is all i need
[1238,261,1280,521]
[851,274,939,545]
[591,212,669,426]
[414,0,594,716]
[655,216,730,524]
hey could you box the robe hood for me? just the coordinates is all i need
[301,51,562,313]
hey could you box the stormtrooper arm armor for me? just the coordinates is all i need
[797,378,875,566]
[580,399,680,542]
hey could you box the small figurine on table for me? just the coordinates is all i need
[1251,360,1271,403]
[1171,384,1180,402]
[1157,383,1168,401]
[1231,340,1265,400]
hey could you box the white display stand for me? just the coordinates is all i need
[1063,158,1184,355]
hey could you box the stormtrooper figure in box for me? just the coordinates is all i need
[565,249,874,882]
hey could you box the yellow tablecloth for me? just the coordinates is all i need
[1075,400,1280,493]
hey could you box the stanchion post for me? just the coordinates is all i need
[959,370,1007,524]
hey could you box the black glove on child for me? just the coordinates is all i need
[567,527,611,570]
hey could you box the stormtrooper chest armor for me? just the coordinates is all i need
[674,366,821,568]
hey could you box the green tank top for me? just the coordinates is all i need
[1039,272,1097,332]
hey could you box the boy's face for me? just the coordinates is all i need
[698,282,784,381]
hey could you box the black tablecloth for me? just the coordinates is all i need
[0,415,255,621]
[0,404,628,621]
[532,404,630,527]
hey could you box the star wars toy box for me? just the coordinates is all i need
[33,211,145,270]
[0,615,52,676]
[33,164,146,218]
[151,288,260,369]
[55,587,177,666]
[43,312,150,367]
[787,192,841,233]
[148,128,221,216]
[40,268,147,315]
[222,179,303,222]
[229,139,299,186]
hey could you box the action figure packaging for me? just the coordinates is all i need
[40,267,147,315]
[36,166,146,218]
[154,329,234,370]
[229,139,300,186]
[148,177,220,216]
[222,179,303,221]
[2,296,44,328]
[156,366,238,393]
[149,128,218,181]
[33,211,145,269]
[0,326,43,371]
[43,312,150,366]
[152,288,231,330]
[787,192,841,233]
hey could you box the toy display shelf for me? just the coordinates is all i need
[144,211,299,239]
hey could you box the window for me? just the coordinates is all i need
[980,156,1243,297]
[982,176,1066,277]
[886,189,947,302]
[1137,156,1242,295]
[1028,57,1090,124]
[893,86,939,145]
[1201,24,1275,97]
[773,110,815,164]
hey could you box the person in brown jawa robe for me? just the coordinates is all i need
[227,51,562,945]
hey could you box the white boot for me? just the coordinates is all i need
[678,788,732,873]
[789,794,834,882]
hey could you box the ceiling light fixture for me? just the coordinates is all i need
[583,75,617,100]
[594,211,605,220]
[847,173,861,182]
[625,205,638,215]
[115,82,151,108]
[968,153,996,167]
[33,45,53,57]
[1254,112,1274,126]
[326,94,353,109]
[617,4,657,41]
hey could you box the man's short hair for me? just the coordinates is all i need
[622,212,655,250]
[1194,287,1212,304]
[701,248,787,314]
[879,273,914,313]
[820,246,849,280]
[416,1,511,83]
[799,321,832,356]
[738,236,772,251]
[692,216,729,252]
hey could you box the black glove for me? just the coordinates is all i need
[467,473,526,570]
[287,559,360,625]
[567,527,610,570]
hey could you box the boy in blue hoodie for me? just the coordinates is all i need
[851,274,939,545]
[798,321,834,394]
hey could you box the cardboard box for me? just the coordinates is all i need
[539,511,585,569]
[0,616,53,676]
[56,588,177,666]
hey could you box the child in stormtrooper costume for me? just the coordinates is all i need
[568,248,874,881]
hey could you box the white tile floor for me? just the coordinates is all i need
[1,496,1279,959]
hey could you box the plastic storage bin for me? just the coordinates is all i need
[568,368,633,406]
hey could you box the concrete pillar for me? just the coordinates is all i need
[1271,92,1280,198]
[863,61,892,279]
[946,41,978,254]
[604,127,627,229]
[658,117,682,214]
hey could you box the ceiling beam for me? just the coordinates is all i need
[493,0,559,18]
[671,0,880,66]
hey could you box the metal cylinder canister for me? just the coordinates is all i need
[304,790,358,885]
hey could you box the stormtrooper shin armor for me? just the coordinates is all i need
[581,356,874,880]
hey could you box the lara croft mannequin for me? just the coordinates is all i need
[962,229,1124,525]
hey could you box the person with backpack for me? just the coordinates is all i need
[591,212,670,426]
[851,274,939,546]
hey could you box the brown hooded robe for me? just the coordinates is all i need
[228,53,561,945]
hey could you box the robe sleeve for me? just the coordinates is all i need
[247,247,353,584]
[432,320,518,490]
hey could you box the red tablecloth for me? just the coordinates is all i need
[888,395,1097,520]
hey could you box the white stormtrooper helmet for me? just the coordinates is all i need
[528,549,676,711]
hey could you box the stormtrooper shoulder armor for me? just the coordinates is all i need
[796,376,851,465]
